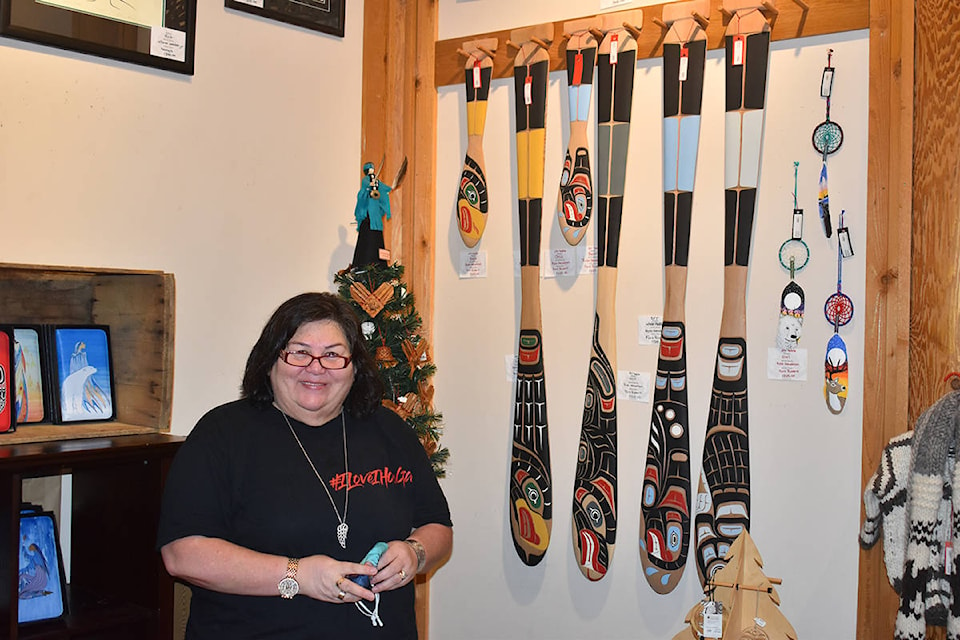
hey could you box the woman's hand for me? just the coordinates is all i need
[299,555,377,603]
[369,540,418,593]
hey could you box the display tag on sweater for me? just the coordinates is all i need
[524,75,532,105]
[733,35,745,66]
[473,61,481,89]
[610,34,619,65]
[947,541,955,576]
[679,47,689,81]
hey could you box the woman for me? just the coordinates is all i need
[158,292,452,639]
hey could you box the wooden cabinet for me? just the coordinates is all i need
[0,435,183,640]
[0,263,182,639]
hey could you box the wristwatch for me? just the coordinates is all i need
[278,557,300,599]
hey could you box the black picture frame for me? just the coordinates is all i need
[18,510,68,624]
[0,0,197,75]
[47,325,117,424]
[225,0,344,37]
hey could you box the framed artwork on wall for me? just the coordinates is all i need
[48,325,116,424]
[225,0,344,37]
[0,0,197,75]
[18,509,68,624]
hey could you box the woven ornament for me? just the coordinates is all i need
[401,338,430,376]
[350,281,394,317]
[420,434,439,456]
[375,345,397,367]
[416,380,435,412]
[382,392,421,420]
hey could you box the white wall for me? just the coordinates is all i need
[0,1,365,432]
[433,1,867,638]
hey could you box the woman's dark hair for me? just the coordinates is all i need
[241,292,383,417]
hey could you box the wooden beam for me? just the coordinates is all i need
[361,1,438,637]
[434,0,869,87]
[856,0,913,638]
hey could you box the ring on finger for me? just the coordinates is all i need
[336,576,345,588]
[337,589,346,601]
[399,568,406,580]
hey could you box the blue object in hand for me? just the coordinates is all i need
[349,542,389,589]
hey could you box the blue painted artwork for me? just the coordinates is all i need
[18,512,65,623]
[54,327,114,422]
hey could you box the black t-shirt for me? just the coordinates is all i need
[157,400,452,640]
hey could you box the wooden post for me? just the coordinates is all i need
[856,0,913,637]
[361,1,438,638]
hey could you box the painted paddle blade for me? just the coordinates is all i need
[695,16,770,589]
[824,333,848,414]
[508,26,553,566]
[818,160,833,238]
[457,42,495,248]
[639,17,707,594]
[572,16,640,581]
[556,27,597,246]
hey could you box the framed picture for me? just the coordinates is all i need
[48,325,116,424]
[0,0,197,75]
[225,0,344,37]
[18,510,68,624]
[0,326,15,434]
[9,326,51,425]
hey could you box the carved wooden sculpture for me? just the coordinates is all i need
[571,10,642,582]
[556,19,598,246]
[693,0,771,588]
[456,38,497,247]
[639,0,709,595]
[508,23,554,566]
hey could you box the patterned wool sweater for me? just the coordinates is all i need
[862,390,960,640]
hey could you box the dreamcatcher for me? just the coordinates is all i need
[775,162,808,351]
[813,49,842,238]
[823,209,854,415]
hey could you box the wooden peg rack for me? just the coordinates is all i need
[435,0,868,87]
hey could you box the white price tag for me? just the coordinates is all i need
[679,47,689,81]
[732,35,745,66]
[473,61,482,89]
[609,34,619,65]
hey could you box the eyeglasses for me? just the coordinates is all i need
[279,350,352,370]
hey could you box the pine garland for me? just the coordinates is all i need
[335,262,449,477]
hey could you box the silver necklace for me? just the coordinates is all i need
[280,408,350,548]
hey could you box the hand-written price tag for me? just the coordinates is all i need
[524,76,532,105]
[792,208,804,239]
[609,34,619,65]
[473,61,482,89]
[733,34,745,66]
[679,47,689,81]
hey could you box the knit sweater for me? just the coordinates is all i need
[861,430,913,593]
[864,390,960,640]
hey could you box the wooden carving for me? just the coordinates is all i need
[639,0,709,596]
[507,23,554,567]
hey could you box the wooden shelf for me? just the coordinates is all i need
[434,0,869,87]
[0,262,175,444]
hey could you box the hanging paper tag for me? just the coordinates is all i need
[947,541,955,576]
[610,34,619,65]
[524,75,532,105]
[838,226,854,258]
[792,208,804,239]
[473,60,482,89]
[703,602,723,639]
[573,52,584,85]
[821,67,835,98]
[679,47,689,81]
[732,35,745,66]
